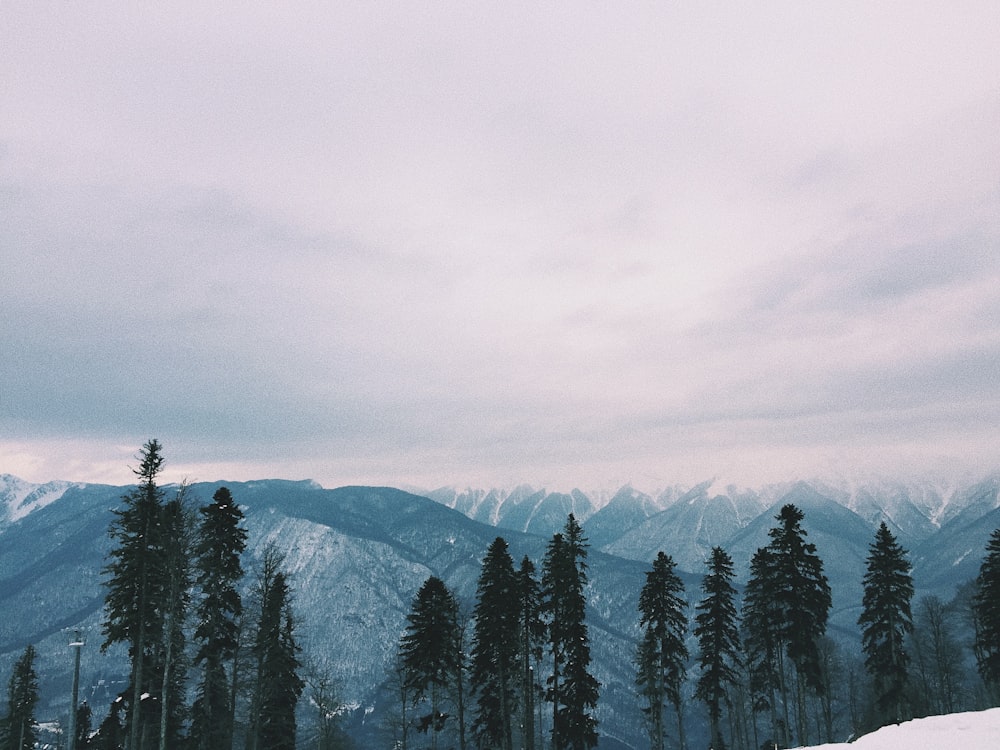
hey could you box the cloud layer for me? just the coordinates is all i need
[2,2,998,490]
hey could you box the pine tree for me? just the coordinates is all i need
[101,439,170,750]
[636,551,688,750]
[741,547,785,748]
[155,489,193,750]
[693,547,740,750]
[93,699,124,750]
[516,555,546,750]
[973,527,1000,698]
[75,701,93,750]
[542,515,599,750]
[471,537,520,750]
[247,559,304,750]
[763,503,832,746]
[190,486,248,750]
[399,576,462,750]
[858,522,914,728]
[5,644,39,750]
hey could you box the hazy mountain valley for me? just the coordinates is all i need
[1,472,999,748]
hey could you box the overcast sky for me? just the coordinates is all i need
[2,2,998,492]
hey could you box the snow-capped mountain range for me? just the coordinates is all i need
[1,472,998,748]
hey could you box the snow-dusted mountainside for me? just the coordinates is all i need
[0,474,80,527]
[2,472,999,749]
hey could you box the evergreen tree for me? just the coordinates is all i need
[974,527,1000,698]
[763,503,832,746]
[248,565,304,750]
[516,555,546,750]
[93,700,125,750]
[5,644,39,750]
[399,576,462,750]
[636,551,688,750]
[741,547,785,748]
[471,537,520,750]
[693,547,740,750]
[75,701,93,750]
[101,439,169,750]
[858,522,914,728]
[155,490,193,750]
[190,486,248,750]
[541,515,599,750]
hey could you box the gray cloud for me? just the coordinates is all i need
[2,2,999,489]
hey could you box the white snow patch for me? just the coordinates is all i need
[803,708,1000,750]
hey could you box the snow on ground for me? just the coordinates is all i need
[802,707,1000,750]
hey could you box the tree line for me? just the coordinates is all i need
[5,446,1000,749]
[1,440,320,750]
[388,505,1000,750]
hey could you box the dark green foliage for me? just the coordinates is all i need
[400,575,462,746]
[249,566,304,750]
[542,515,599,750]
[693,547,740,750]
[858,522,914,727]
[93,700,125,750]
[636,551,688,750]
[101,439,170,750]
[190,486,248,750]
[974,528,1000,697]
[471,537,519,750]
[75,701,93,750]
[766,505,832,691]
[517,555,546,750]
[5,644,39,750]
[741,547,785,747]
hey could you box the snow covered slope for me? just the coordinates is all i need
[807,707,1000,750]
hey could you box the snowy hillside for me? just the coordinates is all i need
[806,707,1000,750]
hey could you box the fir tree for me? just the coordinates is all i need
[75,702,93,750]
[101,439,169,750]
[93,700,124,750]
[248,564,304,750]
[542,515,599,750]
[763,503,832,745]
[5,644,39,750]
[741,547,785,748]
[973,527,1000,697]
[471,537,520,750]
[190,486,248,750]
[155,490,193,750]
[399,576,462,750]
[516,555,545,750]
[693,547,740,750]
[636,551,688,750]
[858,522,914,728]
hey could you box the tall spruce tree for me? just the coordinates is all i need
[399,576,462,750]
[742,547,785,748]
[858,522,914,728]
[471,537,520,750]
[517,555,546,750]
[155,490,193,750]
[763,503,832,746]
[973,527,1000,698]
[248,567,303,750]
[101,439,169,750]
[5,644,39,750]
[636,551,688,750]
[190,486,248,750]
[693,547,740,750]
[541,515,599,750]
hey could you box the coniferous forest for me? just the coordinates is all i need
[3,441,1000,749]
